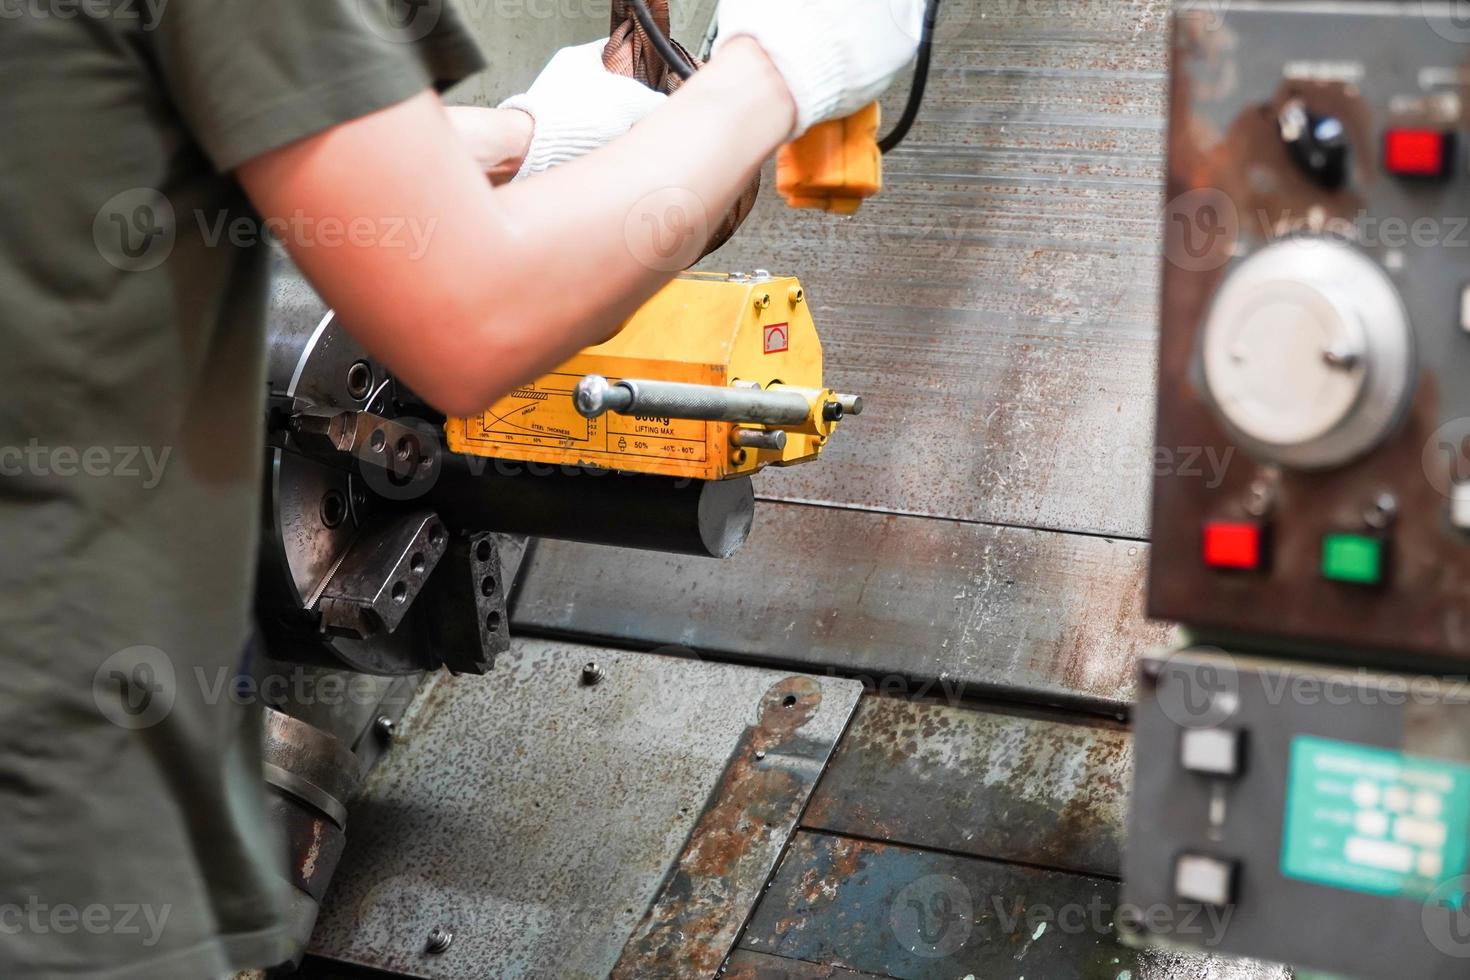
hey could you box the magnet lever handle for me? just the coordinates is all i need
[573,375,862,432]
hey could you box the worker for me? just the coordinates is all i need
[0,0,923,975]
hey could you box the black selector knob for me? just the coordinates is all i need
[1279,99,1349,189]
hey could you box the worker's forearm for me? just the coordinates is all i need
[444,106,533,184]
[238,39,794,417]
[412,39,793,413]
[481,38,794,361]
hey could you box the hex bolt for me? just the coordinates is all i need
[425,926,453,955]
[822,401,844,423]
[581,662,605,687]
[374,715,396,744]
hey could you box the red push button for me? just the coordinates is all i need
[1384,129,1454,178]
[1202,521,1264,571]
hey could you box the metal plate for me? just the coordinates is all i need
[739,831,1290,980]
[804,698,1132,878]
[696,0,1167,540]
[309,638,862,979]
[513,503,1170,712]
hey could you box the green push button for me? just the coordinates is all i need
[1322,533,1384,585]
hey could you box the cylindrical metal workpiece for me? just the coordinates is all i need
[575,375,811,427]
[428,459,755,559]
[732,428,788,452]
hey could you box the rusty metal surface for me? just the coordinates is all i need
[612,676,834,978]
[309,638,861,979]
[697,0,1168,540]
[723,950,888,979]
[514,502,1171,712]
[803,698,1131,878]
[739,831,1290,980]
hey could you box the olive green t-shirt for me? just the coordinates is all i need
[0,2,483,976]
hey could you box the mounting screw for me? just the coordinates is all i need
[374,715,395,744]
[581,662,605,687]
[320,489,348,529]
[1243,479,1274,518]
[1365,492,1398,530]
[346,360,374,400]
[425,926,453,955]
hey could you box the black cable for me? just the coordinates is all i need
[631,0,939,152]
[630,0,696,80]
[878,0,941,153]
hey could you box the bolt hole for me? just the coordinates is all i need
[486,610,502,632]
[411,552,426,574]
[429,524,446,549]
[346,361,373,400]
[395,436,414,462]
[481,575,497,597]
[475,540,492,563]
[782,694,797,708]
[392,582,408,604]
[320,490,348,528]
[369,429,387,454]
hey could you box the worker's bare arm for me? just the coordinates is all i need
[237,38,794,417]
[444,107,533,184]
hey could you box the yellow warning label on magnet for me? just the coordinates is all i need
[448,371,717,479]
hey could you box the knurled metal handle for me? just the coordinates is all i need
[574,376,814,427]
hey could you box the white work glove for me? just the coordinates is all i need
[713,0,925,138]
[499,41,668,181]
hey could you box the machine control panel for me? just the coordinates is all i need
[1124,648,1470,978]
[1149,1,1470,664]
[1134,3,1470,976]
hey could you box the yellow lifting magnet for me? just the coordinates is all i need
[444,272,863,482]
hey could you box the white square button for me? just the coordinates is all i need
[1175,854,1236,906]
[1181,728,1242,776]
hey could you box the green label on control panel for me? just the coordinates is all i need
[1282,736,1470,900]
